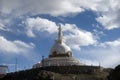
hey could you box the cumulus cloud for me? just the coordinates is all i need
[0,36,35,54]
[99,39,120,48]
[25,17,96,50]
[0,0,120,30]
[62,24,96,50]
[95,0,120,30]
[81,48,120,68]
[0,0,100,16]
[25,17,57,37]
[0,0,83,16]
[74,0,120,30]
[96,12,120,30]
[79,38,120,68]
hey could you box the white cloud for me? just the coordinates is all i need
[80,59,99,66]
[0,22,10,31]
[99,39,120,67]
[25,17,96,50]
[0,22,5,30]
[0,0,120,30]
[96,10,120,30]
[0,0,101,16]
[0,16,14,32]
[99,39,120,48]
[62,24,96,50]
[0,0,83,16]
[83,48,120,68]
[95,0,120,30]
[25,17,57,37]
[79,38,120,68]
[0,36,35,54]
[92,29,105,40]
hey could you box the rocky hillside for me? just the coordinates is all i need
[0,66,111,80]
[108,65,120,80]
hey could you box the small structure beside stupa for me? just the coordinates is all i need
[0,65,8,78]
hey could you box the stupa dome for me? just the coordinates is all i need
[50,40,71,54]
[49,25,72,57]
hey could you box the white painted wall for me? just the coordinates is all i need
[0,66,8,74]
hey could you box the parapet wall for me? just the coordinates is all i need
[40,65,102,74]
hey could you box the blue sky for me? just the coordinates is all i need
[0,0,120,72]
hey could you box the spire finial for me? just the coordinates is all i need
[58,24,62,43]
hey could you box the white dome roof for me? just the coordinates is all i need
[50,41,71,55]
[49,25,72,57]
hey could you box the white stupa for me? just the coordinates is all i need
[33,25,82,68]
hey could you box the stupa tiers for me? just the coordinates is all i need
[33,25,83,68]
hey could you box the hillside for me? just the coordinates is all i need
[108,65,120,80]
[0,66,110,80]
